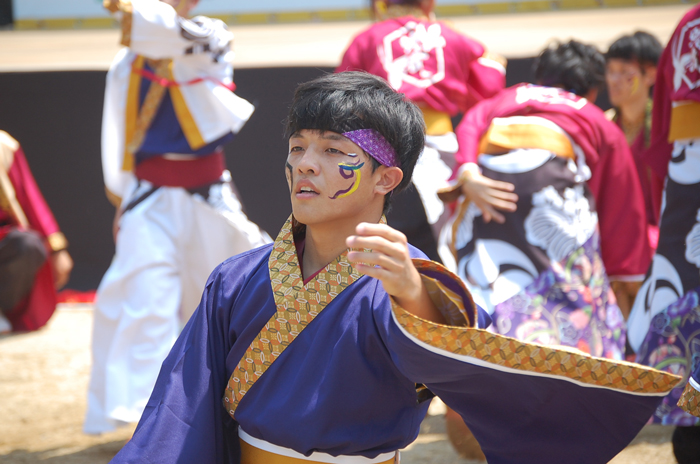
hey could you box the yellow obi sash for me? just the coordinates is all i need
[420,107,453,136]
[239,428,397,464]
[669,101,700,141]
[478,116,575,160]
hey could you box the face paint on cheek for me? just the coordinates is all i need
[330,160,365,199]
[630,75,640,95]
[285,161,293,193]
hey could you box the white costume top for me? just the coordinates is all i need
[102,0,254,201]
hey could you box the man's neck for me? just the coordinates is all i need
[301,212,382,279]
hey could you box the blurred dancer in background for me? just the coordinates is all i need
[605,31,664,265]
[0,131,73,333]
[438,39,650,461]
[337,0,505,261]
[439,40,648,351]
[84,0,270,434]
[627,5,700,462]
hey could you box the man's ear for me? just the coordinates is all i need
[374,166,403,196]
[642,65,658,87]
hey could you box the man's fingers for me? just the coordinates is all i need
[486,196,518,212]
[353,263,392,282]
[347,250,402,272]
[353,222,407,243]
[487,206,506,223]
[487,188,519,203]
[346,234,406,258]
[483,178,516,192]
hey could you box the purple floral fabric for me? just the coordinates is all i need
[635,287,700,426]
[491,232,626,360]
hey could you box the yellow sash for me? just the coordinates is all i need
[420,107,453,136]
[669,101,700,141]
[478,120,575,160]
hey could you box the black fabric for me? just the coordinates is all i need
[454,156,596,284]
[673,426,700,464]
[0,229,48,313]
[386,182,441,263]
[0,61,604,290]
[635,161,700,316]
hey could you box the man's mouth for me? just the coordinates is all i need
[296,182,319,196]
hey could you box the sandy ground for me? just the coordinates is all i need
[0,307,679,463]
[0,5,691,71]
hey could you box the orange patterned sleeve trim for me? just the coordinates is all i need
[678,381,700,418]
[389,260,682,396]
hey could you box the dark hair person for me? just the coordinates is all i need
[604,31,664,258]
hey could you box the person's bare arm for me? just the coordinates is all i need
[50,249,73,290]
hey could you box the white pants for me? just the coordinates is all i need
[84,177,271,434]
[411,133,458,237]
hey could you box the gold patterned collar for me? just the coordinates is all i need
[222,214,384,417]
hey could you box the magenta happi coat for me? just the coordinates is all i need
[0,131,64,331]
[337,16,505,116]
[628,4,700,426]
[439,84,649,360]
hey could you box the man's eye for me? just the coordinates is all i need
[327,147,345,155]
[289,146,304,153]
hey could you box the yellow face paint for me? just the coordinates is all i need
[630,75,640,96]
[330,161,365,199]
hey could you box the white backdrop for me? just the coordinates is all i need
[14,0,520,19]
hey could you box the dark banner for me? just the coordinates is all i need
[0,58,611,289]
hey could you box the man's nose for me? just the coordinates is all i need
[296,147,320,173]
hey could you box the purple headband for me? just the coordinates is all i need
[342,129,399,168]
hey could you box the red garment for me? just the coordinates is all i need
[644,4,700,181]
[1,143,60,331]
[454,84,651,279]
[614,119,662,256]
[337,16,505,116]
[625,127,663,228]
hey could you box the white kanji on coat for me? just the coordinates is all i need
[672,18,700,91]
[379,21,446,90]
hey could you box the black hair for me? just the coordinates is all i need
[286,71,426,210]
[606,31,663,69]
[533,40,606,97]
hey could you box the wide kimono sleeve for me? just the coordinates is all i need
[460,37,506,111]
[453,93,502,167]
[105,0,233,60]
[110,262,243,464]
[378,259,681,464]
[678,363,700,418]
[586,121,650,280]
[2,138,66,252]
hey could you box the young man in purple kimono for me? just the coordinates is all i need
[110,72,681,464]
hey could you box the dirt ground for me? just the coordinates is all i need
[0,307,678,464]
